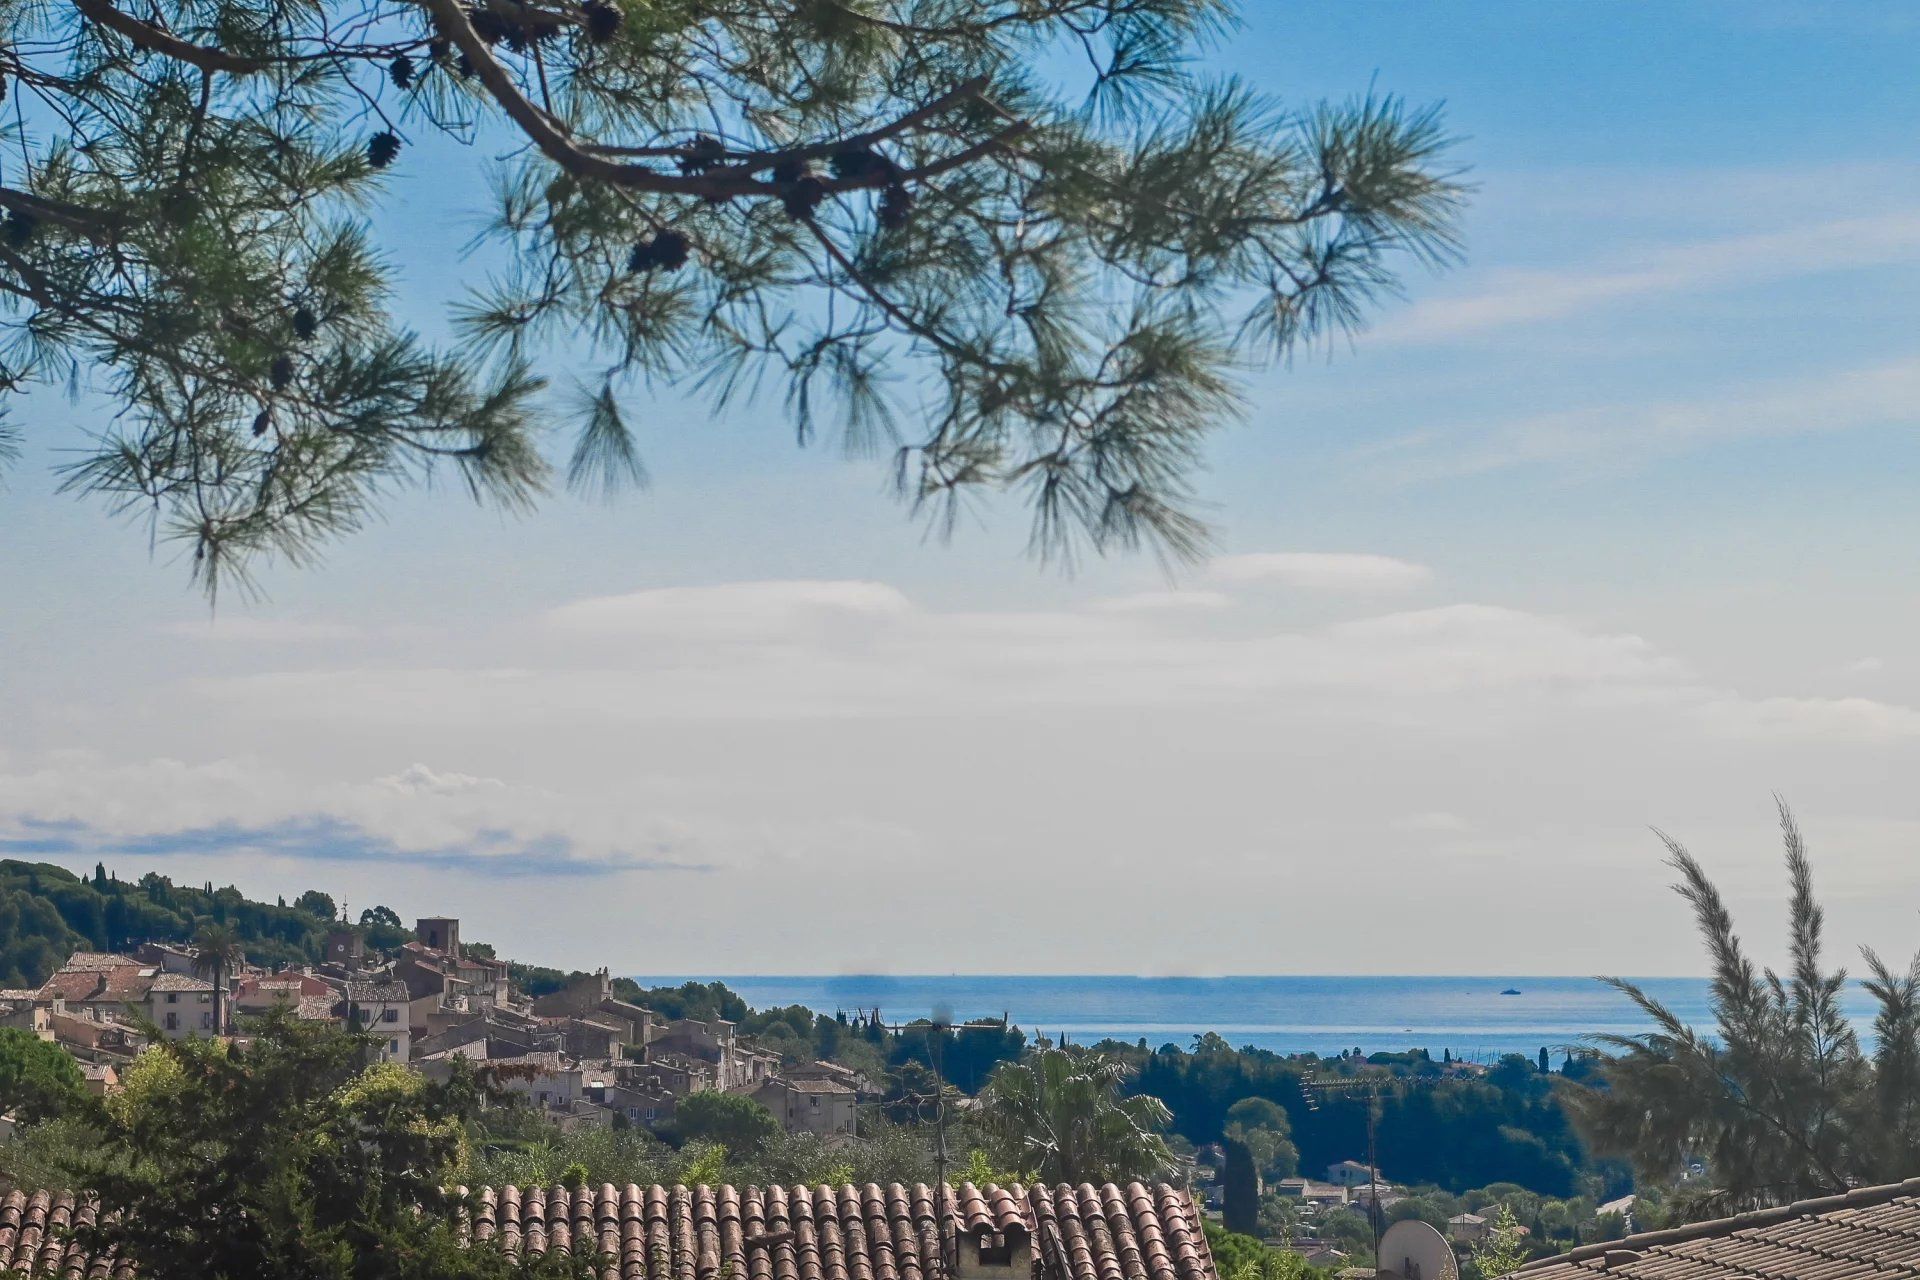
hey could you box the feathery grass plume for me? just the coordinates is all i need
[1565,801,1919,1219]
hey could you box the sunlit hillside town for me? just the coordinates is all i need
[1,918,865,1142]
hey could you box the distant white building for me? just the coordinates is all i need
[1327,1160,1374,1188]
[144,974,215,1039]
[339,980,413,1062]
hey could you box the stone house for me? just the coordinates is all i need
[597,1079,678,1130]
[38,953,154,1024]
[0,989,54,1039]
[751,1076,858,1140]
[144,973,216,1039]
[231,972,335,1021]
[338,980,413,1062]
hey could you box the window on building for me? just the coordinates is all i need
[389,1040,399,1055]
[165,1012,177,1030]
[201,1013,212,1029]
[382,1008,398,1022]
[165,993,178,1004]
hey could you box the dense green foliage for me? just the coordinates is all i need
[0,1027,86,1121]
[0,0,1462,593]
[979,1045,1180,1184]
[1566,804,1920,1218]
[52,1011,592,1280]
[671,1090,781,1154]
[464,1108,974,1191]
[0,860,412,984]
[1103,1034,1604,1197]
[1202,1223,1321,1280]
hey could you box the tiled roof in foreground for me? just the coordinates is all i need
[1519,1177,1920,1280]
[0,1182,1213,1280]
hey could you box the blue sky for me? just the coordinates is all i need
[4,2,1920,975]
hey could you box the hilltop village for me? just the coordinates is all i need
[2,915,864,1143]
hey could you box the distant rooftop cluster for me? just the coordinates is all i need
[2,917,873,1141]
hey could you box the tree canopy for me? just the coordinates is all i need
[978,1044,1180,1184]
[1565,802,1920,1218]
[0,0,1463,593]
[58,1010,593,1280]
[0,1026,86,1123]
[670,1088,781,1154]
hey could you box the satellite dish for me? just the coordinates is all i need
[1377,1221,1458,1280]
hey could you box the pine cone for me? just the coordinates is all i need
[252,410,272,438]
[627,230,690,273]
[389,54,414,89]
[269,355,295,389]
[428,37,450,62]
[582,0,622,43]
[677,134,724,175]
[292,307,318,340]
[770,158,809,185]
[469,7,509,43]
[367,131,402,169]
[877,184,913,230]
[781,176,826,221]
[4,211,36,246]
[830,146,896,184]
[649,230,689,270]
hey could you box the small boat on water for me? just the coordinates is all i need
[1499,987,1522,996]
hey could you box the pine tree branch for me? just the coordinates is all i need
[416,0,1021,200]
[69,0,269,75]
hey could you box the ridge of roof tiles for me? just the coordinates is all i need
[1517,1175,1920,1279]
[0,1182,1214,1280]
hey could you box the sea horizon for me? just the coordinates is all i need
[630,973,1875,1061]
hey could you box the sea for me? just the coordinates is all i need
[626,974,1886,1061]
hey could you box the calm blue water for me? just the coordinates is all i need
[629,974,1886,1061]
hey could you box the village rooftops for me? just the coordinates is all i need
[1517,1176,1920,1280]
[38,966,153,1003]
[146,973,213,992]
[58,952,145,972]
[771,1076,857,1095]
[341,981,410,1003]
[0,1180,1219,1280]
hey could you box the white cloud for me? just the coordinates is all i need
[16,570,1920,974]
[159,617,365,643]
[1693,695,1920,743]
[1367,357,1920,482]
[1204,552,1434,592]
[1392,811,1473,835]
[1090,590,1234,613]
[544,580,912,636]
[1377,210,1920,345]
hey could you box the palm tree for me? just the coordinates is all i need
[1565,800,1920,1218]
[978,1044,1181,1185]
[191,924,245,1036]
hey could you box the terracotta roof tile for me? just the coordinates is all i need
[0,1183,1210,1280]
[1519,1178,1920,1280]
[145,974,212,992]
